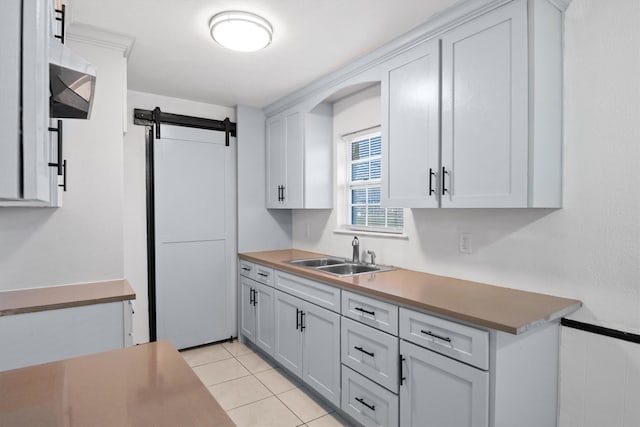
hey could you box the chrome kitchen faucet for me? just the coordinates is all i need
[352,236,360,264]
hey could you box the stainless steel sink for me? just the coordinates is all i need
[287,257,346,267]
[287,257,394,277]
[316,263,387,276]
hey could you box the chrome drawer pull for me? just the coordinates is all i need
[354,307,375,316]
[421,329,452,342]
[355,397,375,411]
[354,346,375,357]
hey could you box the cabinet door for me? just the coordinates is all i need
[274,291,303,377]
[441,0,528,208]
[0,0,22,199]
[302,302,341,407]
[399,340,488,427]
[255,282,275,357]
[266,110,303,209]
[22,0,51,202]
[382,39,440,208]
[282,111,303,208]
[0,0,51,203]
[266,115,286,208]
[239,277,256,343]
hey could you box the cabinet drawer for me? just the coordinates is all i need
[255,264,274,286]
[239,260,255,279]
[275,270,340,312]
[342,365,399,427]
[342,290,398,335]
[342,317,399,392]
[399,308,488,370]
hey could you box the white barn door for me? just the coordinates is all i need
[154,124,236,349]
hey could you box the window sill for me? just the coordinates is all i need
[333,228,409,240]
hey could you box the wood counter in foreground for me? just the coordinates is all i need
[0,341,234,427]
[240,249,581,334]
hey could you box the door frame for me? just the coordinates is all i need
[134,107,237,342]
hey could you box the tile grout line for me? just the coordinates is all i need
[188,341,335,426]
[226,343,305,426]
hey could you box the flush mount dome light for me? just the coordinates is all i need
[209,11,273,52]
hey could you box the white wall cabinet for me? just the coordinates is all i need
[0,0,60,206]
[440,0,528,208]
[381,39,440,208]
[400,339,489,427]
[274,289,341,406]
[382,0,564,209]
[0,301,133,372]
[266,103,333,209]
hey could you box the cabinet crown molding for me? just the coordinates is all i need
[263,0,570,117]
[66,23,135,58]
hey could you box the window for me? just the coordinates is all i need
[346,131,403,232]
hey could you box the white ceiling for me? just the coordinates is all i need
[69,0,458,108]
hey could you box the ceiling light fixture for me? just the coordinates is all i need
[209,11,273,52]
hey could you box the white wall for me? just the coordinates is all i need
[0,40,126,291]
[123,90,235,344]
[237,105,292,253]
[292,1,640,425]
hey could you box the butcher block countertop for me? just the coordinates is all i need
[0,341,234,427]
[0,280,136,317]
[239,249,581,334]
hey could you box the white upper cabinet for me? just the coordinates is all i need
[266,103,333,209]
[381,0,565,209]
[266,110,301,208]
[1,0,62,207]
[381,39,440,208]
[441,0,528,208]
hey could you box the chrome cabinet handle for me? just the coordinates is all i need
[421,329,452,342]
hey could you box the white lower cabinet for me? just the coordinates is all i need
[274,289,341,406]
[242,263,563,427]
[240,277,257,342]
[342,365,399,427]
[342,317,399,393]
[399,339,489,427]
[240,276,275,356]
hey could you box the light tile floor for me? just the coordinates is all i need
[181,340,351,427]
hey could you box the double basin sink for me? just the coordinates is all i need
[287,257,394,277]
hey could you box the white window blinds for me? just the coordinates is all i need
[347,132,403,232]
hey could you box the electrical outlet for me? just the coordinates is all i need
[459,233,472,254]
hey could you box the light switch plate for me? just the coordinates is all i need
[459,233,472,254]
